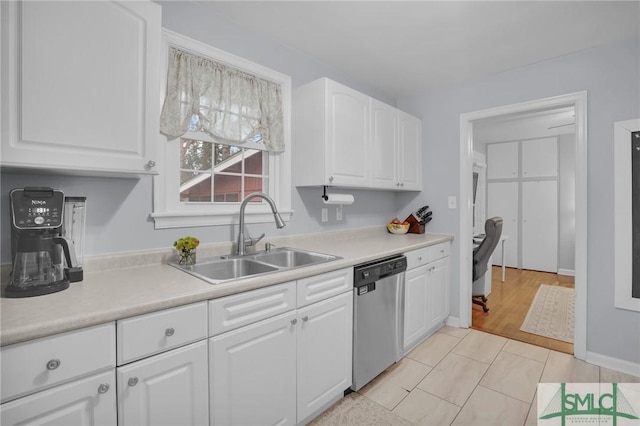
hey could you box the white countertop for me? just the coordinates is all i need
[0,227,453,346]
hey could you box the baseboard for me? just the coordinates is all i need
[446,316,461,328]
[586,351,640,378]
[558,269,575,276]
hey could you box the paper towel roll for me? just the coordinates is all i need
[323,193,355,205]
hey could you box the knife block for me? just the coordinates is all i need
[404,214,425,234]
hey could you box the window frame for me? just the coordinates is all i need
[152,29,292,229]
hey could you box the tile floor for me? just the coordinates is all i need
[310,327,640,426]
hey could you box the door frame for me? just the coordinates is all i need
[458,92,587,360]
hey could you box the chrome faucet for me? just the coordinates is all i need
[236,193,285,255]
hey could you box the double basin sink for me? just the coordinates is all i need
[169,247,341,285]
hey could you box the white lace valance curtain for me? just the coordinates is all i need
[160,47,285,153]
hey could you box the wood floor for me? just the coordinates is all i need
[471,266,575,354]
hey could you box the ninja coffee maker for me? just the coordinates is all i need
[6,187,84,298]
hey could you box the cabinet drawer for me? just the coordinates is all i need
[405,247,431,270]
[430,242,450,262]
[0,323,115,403]
[209,281,296,336]
[117,302,207,365]
[297,267,353,308]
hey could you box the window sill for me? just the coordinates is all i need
[151,209,293,229]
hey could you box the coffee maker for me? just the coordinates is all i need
[7,187,83,298]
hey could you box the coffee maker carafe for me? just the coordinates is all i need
[7,187,82,298]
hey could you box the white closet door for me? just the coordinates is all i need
[487,142,519,179]
[522,181,558,272]
[487,182,518,268]
[522,138,558,178]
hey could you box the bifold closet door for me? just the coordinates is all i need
[522,180,558,273]
[487,181,518,268]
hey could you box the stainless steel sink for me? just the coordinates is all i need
[251,248,337,268]
[169,247,340,285]
[188,258,278,281]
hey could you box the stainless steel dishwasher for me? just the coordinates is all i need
[352,255,407,391]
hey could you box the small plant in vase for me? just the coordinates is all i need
[174,236,200,265]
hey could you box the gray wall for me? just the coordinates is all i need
[397,37,640,364]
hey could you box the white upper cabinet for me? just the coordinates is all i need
[294,77,422,191]
[326,81,371,187]
[398,111,423,190]
[370,101,423,190]
[0,0,161,176]
[370,99,398,189]
[487,141,519,179]
[521,137,558,177]
[294,78,370,188]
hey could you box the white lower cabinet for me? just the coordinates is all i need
[403,244,451,354]
[427,257,450,328]
[1,270,355,426]
[210,311,297,426]
[403,264,430,352]
[117,340,209,426]
[209,269,354,425]
[297,291,353,423]
[0,370,116,426]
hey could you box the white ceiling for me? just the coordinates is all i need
[188,1,640,100]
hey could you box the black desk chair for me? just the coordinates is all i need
[472,217,503,312]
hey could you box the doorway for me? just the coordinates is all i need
[470,109,577,353]
[458,92,587,360]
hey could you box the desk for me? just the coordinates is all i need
[474,234,509,282]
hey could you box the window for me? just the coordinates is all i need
[152,30,292,229]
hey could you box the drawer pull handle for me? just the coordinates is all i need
[128,377,139,387]
[165,328,175,337]
[291,319,298,325]
[98,384,110,394]
[302,316,309,322]
[46,359,61,370]
[418,256,422,261]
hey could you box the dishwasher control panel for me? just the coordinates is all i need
[354,255,407,287]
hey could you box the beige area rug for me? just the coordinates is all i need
[308,392,412,426]
[520,284,575,343]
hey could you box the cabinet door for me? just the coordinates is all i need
[117,341,208,426]
[325,80,370,187]
[427,257,450,330]
[522,180,558,272]
[522,138,558,178]
[297,292,353,423]
[210,311,296,426]
[1,0,160,175]
[403,265,429,353]
[487,181,519,268]
[370,99,398,189]
[487,142,519,179]
[398,111,423,190]
[0,371,116,426]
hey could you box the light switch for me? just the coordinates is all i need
[448,196,457,209]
